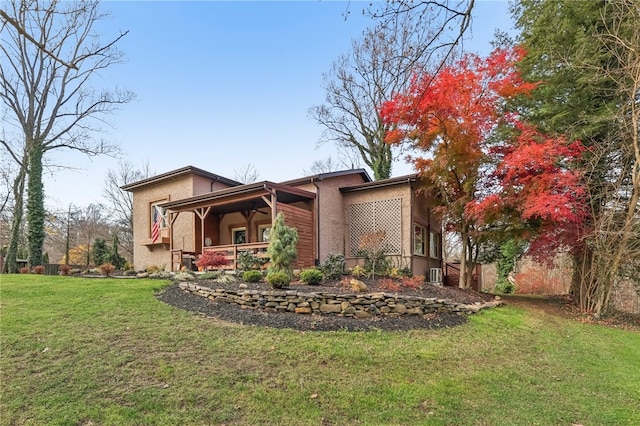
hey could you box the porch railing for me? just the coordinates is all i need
[202,242,269,270]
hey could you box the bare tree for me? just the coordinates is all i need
[304,157,342,176]
[310,1,474,181]
[104,161,150,263]
[0,0,134,269]
[234,164,260,184]
[578,0,640,315]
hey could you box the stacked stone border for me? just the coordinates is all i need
[178,282,502,318]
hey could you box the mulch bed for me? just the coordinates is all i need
[156,279,497,332]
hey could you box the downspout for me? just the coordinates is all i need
[409,177,414,274]
[311,178,320,266]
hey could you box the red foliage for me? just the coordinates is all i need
[468,122,588,262]
[382,46,588,263]
[379,278,401,292]
[19,266,30,274]
[381,47,537,234]
[59,264,71,276]
[401,275,425,289]
[514,271,566,295]
[99,263,115,277]
[33,265,45,275]
[196,251,227,270]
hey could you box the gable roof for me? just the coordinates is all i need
[280,168,371,186]
[339,173,420,193]
[120,165,242,192]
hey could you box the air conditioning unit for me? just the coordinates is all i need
[429,268,443,284]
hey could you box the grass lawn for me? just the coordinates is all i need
[1,275,639,425]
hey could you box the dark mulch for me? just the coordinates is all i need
[156,279,497,332]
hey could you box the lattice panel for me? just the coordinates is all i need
[349,198,402,256]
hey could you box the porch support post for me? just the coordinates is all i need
[262,188,277,224]
[195,207,212,251]
[169,211,180,251]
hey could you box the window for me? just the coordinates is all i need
[232,227,246,245]
[414,224,426,255]
[429,231,440,259]
[150,202,168,238]
[257,224,271,242]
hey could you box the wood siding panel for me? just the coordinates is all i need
[277,203,315,269]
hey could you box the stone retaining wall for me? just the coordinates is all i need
[178,283,502,318]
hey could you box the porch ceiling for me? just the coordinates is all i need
[159,181,315,214]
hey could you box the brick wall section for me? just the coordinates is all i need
[178,282,503,317]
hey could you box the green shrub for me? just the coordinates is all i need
[320,253,345,280]
[495,279,515,294]
[215,274,237,284]
[267,213,298,277]
[238,251,267,271]
[174,271,195,281]
[363,251,391,278]
[267,271,291,289]
[299,268,324,285]
[198,271,220,280]
[243,270,262,283]
[351,265,367,278]
[149,270,172,279]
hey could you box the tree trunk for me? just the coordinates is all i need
[458,230,469,289]
[4,167,27,273]
[26,142,44,267]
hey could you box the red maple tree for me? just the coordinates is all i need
[381,47,586,287]
[468,122,588,263]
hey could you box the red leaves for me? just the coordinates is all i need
[382,46,588,263]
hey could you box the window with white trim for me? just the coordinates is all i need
[150,201,168,238]
[257,224,271,242]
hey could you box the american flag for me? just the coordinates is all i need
[152,207,162,243]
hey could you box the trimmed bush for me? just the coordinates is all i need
[243,270,262,283]
[33,265,45,275]
[267,271,290,289]
[320,253,345,280]
[299,268,324,285]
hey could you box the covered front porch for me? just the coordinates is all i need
[161,181,316,272]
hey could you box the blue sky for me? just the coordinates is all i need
[44,0,514,209]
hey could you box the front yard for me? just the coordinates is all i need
[1,275,639,425]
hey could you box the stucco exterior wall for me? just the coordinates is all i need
[131,175,196,271]
[293,174,366,265]
[342,185,413,271]
[192,174,234,195]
